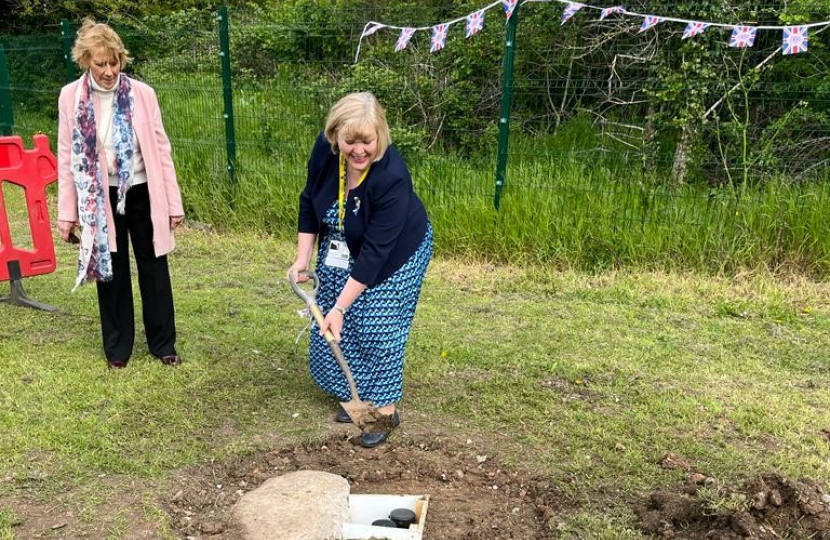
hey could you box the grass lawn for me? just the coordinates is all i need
[1,225,830,538]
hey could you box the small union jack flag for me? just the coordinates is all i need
[395,27,416,52]
[361,23,384,37]
[503,0,518,20]
[466,10,484,37]
[782,26,809,55]
[729,26,757,48]
[638,15,662,33]
[682,22,708,39]
[561,3,584,25]
[430,23,448,53]
[600,6,625,20]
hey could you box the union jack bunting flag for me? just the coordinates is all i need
[430,23,448,53]
[361,23,384,37]
[395,27,416,52]
[561,3,584,25]
[600,6,625,20]
[466,10,484,37]
[682,22,709,39]
[729,26,757,48]
[782,26,809,55]
[638,15,662,33]
[503,0,518,20]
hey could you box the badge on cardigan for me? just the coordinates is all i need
[324,240,350,270]
[352,196,361,216]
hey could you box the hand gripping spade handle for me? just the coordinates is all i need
[289,269,382,431]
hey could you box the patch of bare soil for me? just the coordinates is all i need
[636,471,830,539]
[0,477,162,540]
[166,433,565,539]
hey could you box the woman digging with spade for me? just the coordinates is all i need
[289,92,432,448]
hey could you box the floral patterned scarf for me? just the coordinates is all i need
[70,72,135,289]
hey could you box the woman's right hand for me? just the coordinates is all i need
[289,259,309,283]
[58,220,78,243]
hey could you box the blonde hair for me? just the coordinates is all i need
[71,19,132,71]
[324,92,391,161]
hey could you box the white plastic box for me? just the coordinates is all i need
[341,494,430,540]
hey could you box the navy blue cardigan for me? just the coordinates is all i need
[298,133,429,286]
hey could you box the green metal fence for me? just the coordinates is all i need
[0,44,12,136]
[1,3,829,271]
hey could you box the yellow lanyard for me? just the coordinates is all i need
[338,153,370,230]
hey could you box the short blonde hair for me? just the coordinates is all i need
[324,92,391,161]
[71,19,132,71]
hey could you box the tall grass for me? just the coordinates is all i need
[10,66,830,276]
[493,167,830,274]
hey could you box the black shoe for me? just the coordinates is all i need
[335,405,353,423]
[360,411,400,448]
[107,359,128,369]
[160,355,182,366]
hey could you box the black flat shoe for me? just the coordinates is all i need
[360,410,400,448]
[107,359,128,369]
[335,405,353,423]
[160,355,182,366]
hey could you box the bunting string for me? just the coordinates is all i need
[354,0,830,62]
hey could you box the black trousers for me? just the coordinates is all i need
[96,183,177,362]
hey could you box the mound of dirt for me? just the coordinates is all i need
[166,434,565,539]
[636,472,830,539]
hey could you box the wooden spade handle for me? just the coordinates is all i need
[306,302,361,401]
[289,270,361,401]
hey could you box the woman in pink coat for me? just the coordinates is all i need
[57,19,185,369]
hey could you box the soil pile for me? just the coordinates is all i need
[637,472,830,539]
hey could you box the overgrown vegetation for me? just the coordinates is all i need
[2,0,830,274]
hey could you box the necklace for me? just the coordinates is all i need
[338,154,370,230]
[97,108,113,151]
[90,73,116,156]
[95,92,116,170]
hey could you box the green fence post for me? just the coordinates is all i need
[0,44,13,135]
[61,20,76,82]
[494,2,520,211]
[218,5,237,195]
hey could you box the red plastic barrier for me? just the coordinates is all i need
[0,134,58,281]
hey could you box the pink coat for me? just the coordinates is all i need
[57,76,184,257]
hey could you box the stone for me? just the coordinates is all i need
[201,520,225,535]
[232,471,350,540]
[752,491,768,509]
[690,473,708,485]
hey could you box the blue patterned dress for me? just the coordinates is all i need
[309,201,433,407]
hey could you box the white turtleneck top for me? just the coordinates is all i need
[90,74,147,187]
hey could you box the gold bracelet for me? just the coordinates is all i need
[333,304,347,315]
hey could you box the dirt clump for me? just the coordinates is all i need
[167,434,566,539]
[636,472,830,539]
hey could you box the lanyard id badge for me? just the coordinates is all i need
[324,239,350,269]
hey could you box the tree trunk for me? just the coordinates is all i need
[642,103,657,172]
[671,124,694,185]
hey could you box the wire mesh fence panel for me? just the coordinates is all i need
[0,2,829,272]
[1,32,65,141]
[118,19,231,221]
[486,0,830,271]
